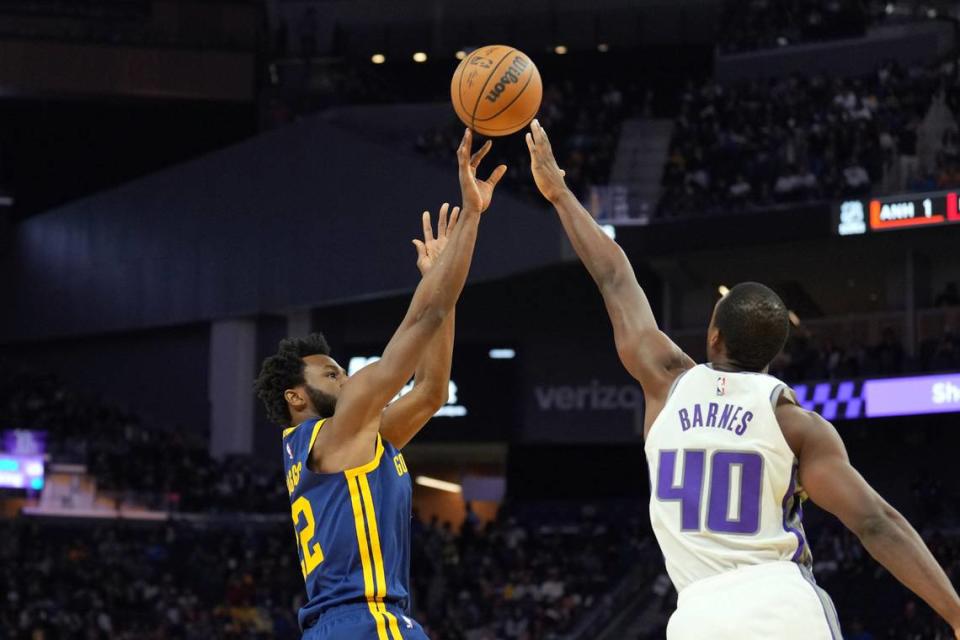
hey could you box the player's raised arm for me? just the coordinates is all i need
[525,119,694,401]
[778,402,960,636]
[379,205,459,449]
[315,130,505,468]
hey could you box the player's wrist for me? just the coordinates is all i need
[548,186,574,206]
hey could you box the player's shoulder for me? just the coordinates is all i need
[282,418,325,462]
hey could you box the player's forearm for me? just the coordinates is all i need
[858,507,960,628]
[551,189,633,289]
[411,309,455,403]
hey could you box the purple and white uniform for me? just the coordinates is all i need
[646,364,841,640]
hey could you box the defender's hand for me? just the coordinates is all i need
[457,128,507,214]
[525,119,568,203]
[412,203,460,275]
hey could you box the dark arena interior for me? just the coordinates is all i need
[2,1,960,639]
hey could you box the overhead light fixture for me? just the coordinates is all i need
[554,45,568,55]
[371,53,386,64]
[489,348,516,359]
[718,285,730,297]
[455,50,467,60]
[597,43,610,53]
[415,476,462,493]
[413,51,427,63]
[927,8,937,18]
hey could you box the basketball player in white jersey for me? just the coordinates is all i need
[525,119,960,639]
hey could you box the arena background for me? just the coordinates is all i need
[1,0,959,638]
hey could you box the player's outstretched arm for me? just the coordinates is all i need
[525,119,693,401]
[379,205,459,449]
[778,403,960,635]
[315,131,505,470]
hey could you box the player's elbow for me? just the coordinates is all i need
[416,305,450,329]
[853,503,901,543]
[420,383,449,412]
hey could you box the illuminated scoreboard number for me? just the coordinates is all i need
[836,190,960,235]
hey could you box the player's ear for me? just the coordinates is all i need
[285,388,307,412]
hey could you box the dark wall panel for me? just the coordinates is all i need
[0,115,565,343]
[0,324,210,433]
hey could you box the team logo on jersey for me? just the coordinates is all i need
[716,376,726,396]
[286,442,294,460]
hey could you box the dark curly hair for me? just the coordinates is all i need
[714,282,789,372]
[254,333,331,427]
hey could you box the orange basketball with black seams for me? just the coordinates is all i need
[451,45,542,137]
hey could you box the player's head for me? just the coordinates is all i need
[706,282,789,372]
[254,333,347,427]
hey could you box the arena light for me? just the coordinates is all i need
[927,8,937,18]
[554,45,568,55]
[489,348,516,359]
[718,285,730,297]
[885,3,895,15]
[597,43,610,53]
[412,52,428,63]
[455,50,467,60]
[415,476,462,493]
[371,53,386,64]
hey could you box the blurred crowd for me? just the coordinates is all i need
[0,366,288,513]
[0,503,647,640]
[718,0,868,53]
[658,59,960,217]
[771,325,960,382]
[0,518,307,639]
[410,503,652,640]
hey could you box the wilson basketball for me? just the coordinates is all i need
[450,45,542,137]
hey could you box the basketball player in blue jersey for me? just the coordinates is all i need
[525,120,960,639]
[254,129,505,640]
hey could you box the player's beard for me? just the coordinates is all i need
[305,384,338,419]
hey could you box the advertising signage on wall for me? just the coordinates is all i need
[793,372,960,420]
[835,190,960,236]
[344,344,518,441]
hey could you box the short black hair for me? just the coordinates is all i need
[254,333,331,427]
[714,282,789,372]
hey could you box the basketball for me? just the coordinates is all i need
[450,45,542,137]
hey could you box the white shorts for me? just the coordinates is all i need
[666,561,840,640]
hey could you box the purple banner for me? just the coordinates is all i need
[864,373,960,418]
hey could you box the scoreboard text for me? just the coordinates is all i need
[835,190,960,235]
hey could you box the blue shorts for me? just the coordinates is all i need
[303,603,430,640]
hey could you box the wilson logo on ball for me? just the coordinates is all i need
[485,56,530,103]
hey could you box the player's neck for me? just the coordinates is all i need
[710,360,768,374]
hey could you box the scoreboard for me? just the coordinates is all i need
[835,190,960,235]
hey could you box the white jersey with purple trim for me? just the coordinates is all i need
[645,363,812,593]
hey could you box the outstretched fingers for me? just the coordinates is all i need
[447,206,461,235]
[486,164,508,188]
[470,139,493,169]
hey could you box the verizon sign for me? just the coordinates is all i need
[534,381,643,411]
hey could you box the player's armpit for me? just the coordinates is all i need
[379,383,447,450]
[612,324,695,401]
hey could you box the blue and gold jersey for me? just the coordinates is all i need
[282,417,413,635]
